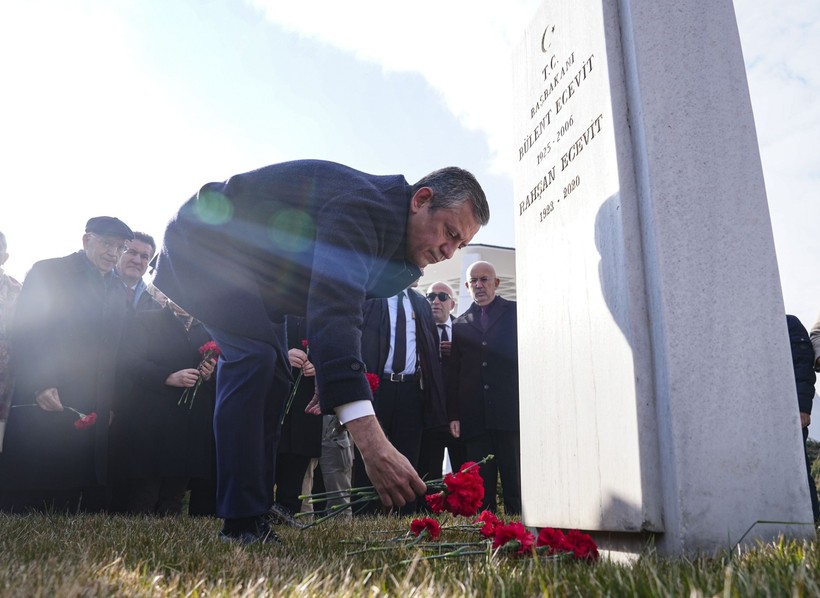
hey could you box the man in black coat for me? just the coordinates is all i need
[353,286,447,513]
[1,216,134,513]
[153,160,489,542]
[417,281,466,482]
[116,231,161,313]
[787,314,819,523]
[110,300,217,515]
[447,260,520,514]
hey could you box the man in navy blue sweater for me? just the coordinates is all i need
[154,160,488,542]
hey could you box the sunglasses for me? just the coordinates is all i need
[426,292,452,302]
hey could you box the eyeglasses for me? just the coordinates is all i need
[89,233,127,254]
[426,292,452,302]
[124,248,153,262]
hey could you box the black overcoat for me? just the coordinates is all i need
[277,315,322,458]
[110,307,215,480]
[446,296,520,439]
[4,251,128,489]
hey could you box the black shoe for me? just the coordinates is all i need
[267,502,308,529]
[219,517,281,545]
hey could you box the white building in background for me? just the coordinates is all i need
[416,244,515,317]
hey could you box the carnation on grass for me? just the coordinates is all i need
[409,517,441,540]
[301,453,598,568]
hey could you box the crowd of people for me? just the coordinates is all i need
[0,158,815,546]
[0,160,513,545]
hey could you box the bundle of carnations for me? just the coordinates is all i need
[179,340,221,409]
[423,459,486,516]
[298,455,494,528]
[346,510,598,568]
[475,510,599,560]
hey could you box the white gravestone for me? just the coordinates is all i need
[513,0,813,555]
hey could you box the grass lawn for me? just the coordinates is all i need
[0,512,818,596]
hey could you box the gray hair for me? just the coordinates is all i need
[412,167,490,226]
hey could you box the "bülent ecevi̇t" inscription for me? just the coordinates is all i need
[517,23,606,222]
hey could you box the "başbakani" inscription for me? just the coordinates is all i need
[517,22,605,222]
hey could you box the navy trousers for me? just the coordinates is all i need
[205,325,288,519]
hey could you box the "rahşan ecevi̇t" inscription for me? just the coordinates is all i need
[517,24,605,223]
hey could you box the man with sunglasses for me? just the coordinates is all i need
[417,282,467,486]
[1,216,134,513]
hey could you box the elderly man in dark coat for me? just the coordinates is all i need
[447,260,520,514]
[153,160,488,543]
[0,217,134,513]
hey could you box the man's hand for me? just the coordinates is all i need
[801,412,811,428]
[165,368,201,388]
[449,420,460,438]
[305,392,321,415]
[440,340,452,358]
[199,358,216,381]
[288,348,316,377]
[345,415,427,508]
[35,387,63,411]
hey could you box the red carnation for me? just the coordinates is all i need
[409,517,441,540]
[301,339,309,349]
[423,460,485,517]
[366,372,380,395]
[565,529,599,561]
[440,462,484,516]
[476,510,500,539]
[73,411,97,430]
[536,527,570,554]
[198,340,221,358]
[492,522,534,555]
[425,491,445,514]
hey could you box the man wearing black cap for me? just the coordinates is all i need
[0,216,134,513]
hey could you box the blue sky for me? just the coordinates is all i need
[1,0,818,327]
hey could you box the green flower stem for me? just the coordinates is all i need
[280,368,304,426]
[297,484,377,501]
[281,346,309,425]
[297,495,375,529]
[11,404,88,418]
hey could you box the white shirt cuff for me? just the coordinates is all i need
[335,400,375,425]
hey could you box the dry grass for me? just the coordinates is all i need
[0,512,818,597]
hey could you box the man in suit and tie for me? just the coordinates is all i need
[446,261,520,514]
[116,232,160,312]
[354,285,447,513]
[416,282,466,484]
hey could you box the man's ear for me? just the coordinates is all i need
[409,187,433,214]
